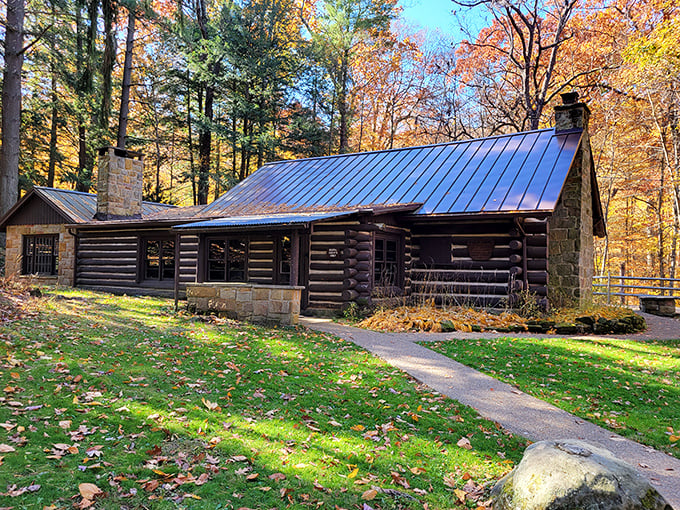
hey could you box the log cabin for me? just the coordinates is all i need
[1,93,605,323]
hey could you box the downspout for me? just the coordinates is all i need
[174,232,180,311]
[67,228,80,287]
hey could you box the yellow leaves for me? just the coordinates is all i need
[362,488,378,500]
[409,466,426,475]
[348,467,359,479]
[454,488,467,503]
[358,305,527,332]
[201,398,221,412]
[10,372,20,380]
[350,424,365,431]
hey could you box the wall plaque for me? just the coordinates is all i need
[467,239,494,261]
[327,248,339,259]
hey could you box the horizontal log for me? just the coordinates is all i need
[412,282,511,296]
[313,223,357,233]
[248,270,273,279]
[346,231,371,242]
[527,246,547,259]
[412,260,513,271]
[527,259,547,271]
[77,257,136,266]
[527,271,548,285]
[345,258,357,268]
[509,254,523,264]
[343,278,357,290]
[527,285,548,296]
[76,276,137,284]
[509,266,522,276]
[342,289,359,301]
[309,282,344,293]
[355,282,371,293]
[526,234,547,247]
[355,271,370,282]
[310,292,346,303]
[355,242,371,251]
[249,261,273,270]
[78,236,137,245]
[452,247,512,258]
[509,240,523,250]
[77,250,137,259]
[523,219,548,234]
[409,268,511,283]
[77,265,136,275]
[311,234,345,243]
[344,268,357,278]
[310,243,345,253]
[412,223,515,236]
[308,273,344,282]
[310,262,344,271]
[356,251,371,261]
[345,238,357,248]
[77,243,138,252]
[344,248,358,258]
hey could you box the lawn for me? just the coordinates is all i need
[0,289,527,509]
[425,335,680,458]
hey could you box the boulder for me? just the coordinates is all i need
[492,439,671,510]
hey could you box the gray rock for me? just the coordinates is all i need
[492,439,672,510]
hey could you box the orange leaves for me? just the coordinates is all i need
[359,305,527,333]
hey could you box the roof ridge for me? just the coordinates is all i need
[259,127,559,167]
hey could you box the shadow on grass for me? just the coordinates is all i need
[0,290,527,509]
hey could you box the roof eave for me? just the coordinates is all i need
[405,209,555,223]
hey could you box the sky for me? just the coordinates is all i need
[399,0,488,42]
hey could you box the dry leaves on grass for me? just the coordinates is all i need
[359,305,527,333]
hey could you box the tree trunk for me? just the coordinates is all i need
[47,69,59,188]
[0,0,25,216]
[117,8,136,148]
[338,49,350,154]
[197,81,214,204]
[100,0,117,132]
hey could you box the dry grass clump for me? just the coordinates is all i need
[358,304,527,333]
[550,305,638,324]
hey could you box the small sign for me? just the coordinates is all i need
[327,248,339,259]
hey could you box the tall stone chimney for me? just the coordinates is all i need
[95,147,144,220]
[548,91,597,306]
[554,91,590,132]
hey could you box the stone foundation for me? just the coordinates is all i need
[639,296,677,317]
[186,283,303,325]
[5,224,75,286]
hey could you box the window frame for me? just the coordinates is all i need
[373,232,404,293]
[140,236,176,283]
[203,236,249,283]
[22,234,59,276]
[274,235,292,285]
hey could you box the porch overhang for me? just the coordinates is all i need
[171,210,362,233]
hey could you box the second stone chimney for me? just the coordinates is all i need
[554,91,590,132]
[95,147,144,220]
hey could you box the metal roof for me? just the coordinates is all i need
[203,128,583,217]
[174,210,360,231]
[34,187,174,223]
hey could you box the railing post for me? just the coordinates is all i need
[620,262,625,305]
[607,271,611,304]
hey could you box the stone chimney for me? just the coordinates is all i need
[548,91,596,306]
[95,147,144,220]
[554,91,590,132]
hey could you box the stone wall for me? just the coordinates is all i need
[5,224,75,286]
[96,147,143,220]
[548,134,594,305]
[186,283,303,325]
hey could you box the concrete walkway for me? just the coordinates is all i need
[300,316,680,508]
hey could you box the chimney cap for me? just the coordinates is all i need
[97,146,144,160]
[561,91,579,105]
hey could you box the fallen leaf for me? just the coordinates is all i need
[409,466,426,475]
[362,489,378,500]
[78,483,103,500]
[457,437,472,450]
[245,473,259,481]
[269,473,286,481]
[0,444,16,453]
[454,488,467,503]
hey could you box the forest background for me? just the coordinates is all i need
[0,0,678,281]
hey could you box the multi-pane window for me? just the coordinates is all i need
[144,239,175,281]
[22,235,59,276]
[276,236,291,284]
[374,235,401,289]
[207,239,246,282]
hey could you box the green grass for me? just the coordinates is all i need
[0,289,527,509]
[425,336,680,458]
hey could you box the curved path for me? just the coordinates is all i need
[300,313,680,508]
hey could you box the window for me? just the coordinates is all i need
[275,235,291,284]
[207,238,247,282]
[143,239,175,281]
[374,234,402,289]
[22,235,59,276]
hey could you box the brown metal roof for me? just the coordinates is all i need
[203,128,584,218]
[0,186,176,230]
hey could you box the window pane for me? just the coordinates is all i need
[228,239,246,281]
[209,240,225,261]
[386,240,397,262]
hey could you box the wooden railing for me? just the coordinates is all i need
[593,275,680,304]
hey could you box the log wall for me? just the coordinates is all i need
[75,228,198,296]
[409,218,549,307]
